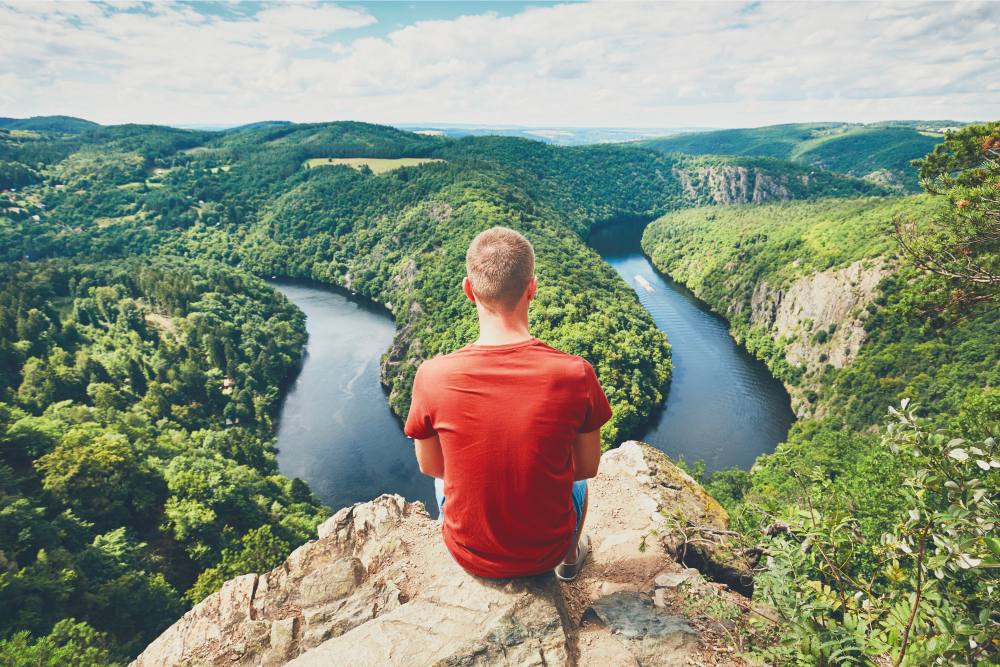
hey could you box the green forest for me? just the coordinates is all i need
[0,259,325,663]
[0,116,997,664]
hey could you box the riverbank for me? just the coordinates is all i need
[589,220,794,472]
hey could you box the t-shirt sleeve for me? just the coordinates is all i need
[403,363,437,440]
[579,359,613,433]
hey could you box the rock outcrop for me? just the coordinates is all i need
[748,258,891,416]
[132,442,754,667]
[673,164,792,205]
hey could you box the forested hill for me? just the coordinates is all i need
[0,115,100,134]
[0,117,951,663]
[638,121,962,192]
[0,259,327,662]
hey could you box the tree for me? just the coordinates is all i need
[0,618,121,667]
[894,122,1000,304]
[37,426,162,530]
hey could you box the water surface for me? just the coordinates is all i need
[270,281,436,515]
[589,220,795,471]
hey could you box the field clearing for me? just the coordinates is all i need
[303,157,445,174]
[95,212,144,228]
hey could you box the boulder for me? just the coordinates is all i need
[131,442,750,667]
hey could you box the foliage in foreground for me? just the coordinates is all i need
[755,403,998,666]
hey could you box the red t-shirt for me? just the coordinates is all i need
[404,337,613,578]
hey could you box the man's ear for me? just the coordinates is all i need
[527,275,538,301]
[462,276,476,303]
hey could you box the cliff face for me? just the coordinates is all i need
[132,443,754,667]
[746,258,891,416]
[672,164,797,205]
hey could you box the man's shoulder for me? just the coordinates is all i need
[414,348,471,378]
[530,340,589,371]
[414,352,452,378]
[417,340,587,375]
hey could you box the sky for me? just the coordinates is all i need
[1,0,997,129]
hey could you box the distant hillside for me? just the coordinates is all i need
[0,115,100,133]
[216,120,445,158]
[396,124,706,146]
[639,121,962,191]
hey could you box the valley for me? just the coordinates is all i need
[0,116,996,665]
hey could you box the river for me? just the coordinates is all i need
[589,220,795,472]
[272,221,793,514]
[269,280,437,515]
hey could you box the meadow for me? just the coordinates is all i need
[302,156,445,173]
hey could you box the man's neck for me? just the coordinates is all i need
[474,309,532,346]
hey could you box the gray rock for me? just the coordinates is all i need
[588,592,697,665]
[589,592,693,640]
[290,575,567,666]
[132,445,748,667]
[654,568,701,589]
[610,442,754,596]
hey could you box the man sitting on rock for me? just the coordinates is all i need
[404,226,612,581]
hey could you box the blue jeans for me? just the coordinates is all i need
[435,478,587,545]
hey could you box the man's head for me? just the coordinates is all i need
[464,226,536,313]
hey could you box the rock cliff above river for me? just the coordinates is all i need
[131,442,754,667]
[747,258,891,417]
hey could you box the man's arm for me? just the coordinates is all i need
[414,434,445,479]
[572,428,602,481]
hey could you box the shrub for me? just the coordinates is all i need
[754,401,998,666]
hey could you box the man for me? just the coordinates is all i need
[404,226,613,581]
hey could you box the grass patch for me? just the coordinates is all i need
[95,212,144,228]
[303,157,445,174]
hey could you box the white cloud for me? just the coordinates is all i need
[0,1,996,127]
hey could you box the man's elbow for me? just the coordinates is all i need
[575,460,600,480]
[416,455,444,478]
[417,460,440,477]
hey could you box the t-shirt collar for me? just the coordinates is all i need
[466,336,540,352]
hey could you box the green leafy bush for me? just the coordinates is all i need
[755,402,998,666]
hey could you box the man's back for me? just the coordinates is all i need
[404,337,611,578]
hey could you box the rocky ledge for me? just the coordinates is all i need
[132,442,755,667]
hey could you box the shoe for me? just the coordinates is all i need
[555,533,590,581]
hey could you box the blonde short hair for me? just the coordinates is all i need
[466,226,535,311]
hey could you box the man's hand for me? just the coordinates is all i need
[414,434,445,479]
[572,428,601,480]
